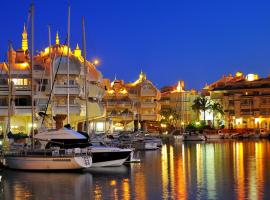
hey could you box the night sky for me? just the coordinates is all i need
[1,0,270,90]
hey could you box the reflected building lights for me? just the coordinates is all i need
[235,142,245,200]
[122,179,130,200]
[205,144,216,200]
[161,145,169,199]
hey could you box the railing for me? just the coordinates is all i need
[5,148,91,157]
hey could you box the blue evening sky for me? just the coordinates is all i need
[1,0,270,89]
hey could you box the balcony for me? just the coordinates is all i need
[140,114,160,121]
[139,102,159,109]
[0,106,32,116]
[53,104,81,115]
[105,101,133,109]
[88,84,105,100]
[54,85,80,95]
[108,113,134,121]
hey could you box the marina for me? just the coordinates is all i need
[0,1,270,199]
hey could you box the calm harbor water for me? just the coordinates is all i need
[1,140,270,200]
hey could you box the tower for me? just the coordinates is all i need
[21,24,28,51]
[74,43,81,57]
[56,32,60,45]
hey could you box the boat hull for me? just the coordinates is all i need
[183,135,206,141]
[90,148,132,167]
[5,155,92,170]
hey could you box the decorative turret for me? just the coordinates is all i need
[55,31,60,45]
[74,43,81,57]
[21,24,28,51]
[139,71,146,81]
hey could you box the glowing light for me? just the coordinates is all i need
[74,44,81,57]
[93,59,100,65]
[172,81,185,93]
[195,121,200,126]
[235,118,242,125]
[169,115,173,119]
[28,123,37,128]
[255,118,261,124]
[56,32,60,45]
[120,89,128,94]
[108,90,114,94]
[235,71,243,77]
[246,74,259,81]
[18,62,29,70]
[161,123,167,128]
[110,180,117,186]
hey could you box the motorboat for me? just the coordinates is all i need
[89,145,132,167]
[35,127,132,168]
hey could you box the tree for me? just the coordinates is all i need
[192,96,211,125]
[210,101,224,128]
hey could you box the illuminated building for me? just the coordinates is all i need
[103,71,161,132]
[209,71,270,130]
[160,81,198,127]
[0,26,105,134]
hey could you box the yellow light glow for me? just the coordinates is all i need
[246,74,259,81]
[161,123,167,128]
[169,115,173,119]
[255,118,261,124]
[18,62,29,70]
[110,180,117,186]
[108,90,114,94]
[28,123,37,128]
[235,118,242,125]
[120,89,128,94]
[93,59,99,65]
[236,71,243,77]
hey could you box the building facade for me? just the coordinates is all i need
[160,81,198,128]
[209,72,270,130]
[0,27,105,135]
[103,72,161,132]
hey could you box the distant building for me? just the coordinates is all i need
[0,26,105,134]
[209,71,270,130]
[103,72,161,132]
[160,81,198,128]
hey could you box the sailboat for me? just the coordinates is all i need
[4,4,92,170]
[78,16,132,168]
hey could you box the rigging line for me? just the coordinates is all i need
[41,37,68,127]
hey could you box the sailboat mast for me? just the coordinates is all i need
[6,42,12,137]
[48,25,54,128]
[82,17,89,135]
[30,4,35,149]
[67,4,70,124]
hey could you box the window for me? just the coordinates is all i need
[11,78,28,85]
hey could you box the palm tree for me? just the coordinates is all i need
[210,101,224,128]
[192,96,211,125]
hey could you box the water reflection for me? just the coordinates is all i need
[1,140,270,199]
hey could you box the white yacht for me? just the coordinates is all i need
[35,127,132,168]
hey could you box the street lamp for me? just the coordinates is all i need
[93,59,100,66]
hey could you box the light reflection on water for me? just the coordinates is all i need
[1,140,270,199]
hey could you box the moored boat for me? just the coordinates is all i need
[4,148,92,170]
[183,133,206,141]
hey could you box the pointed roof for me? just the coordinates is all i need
[55,31,60,45]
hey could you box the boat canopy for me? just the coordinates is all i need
[35,128,87,140]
